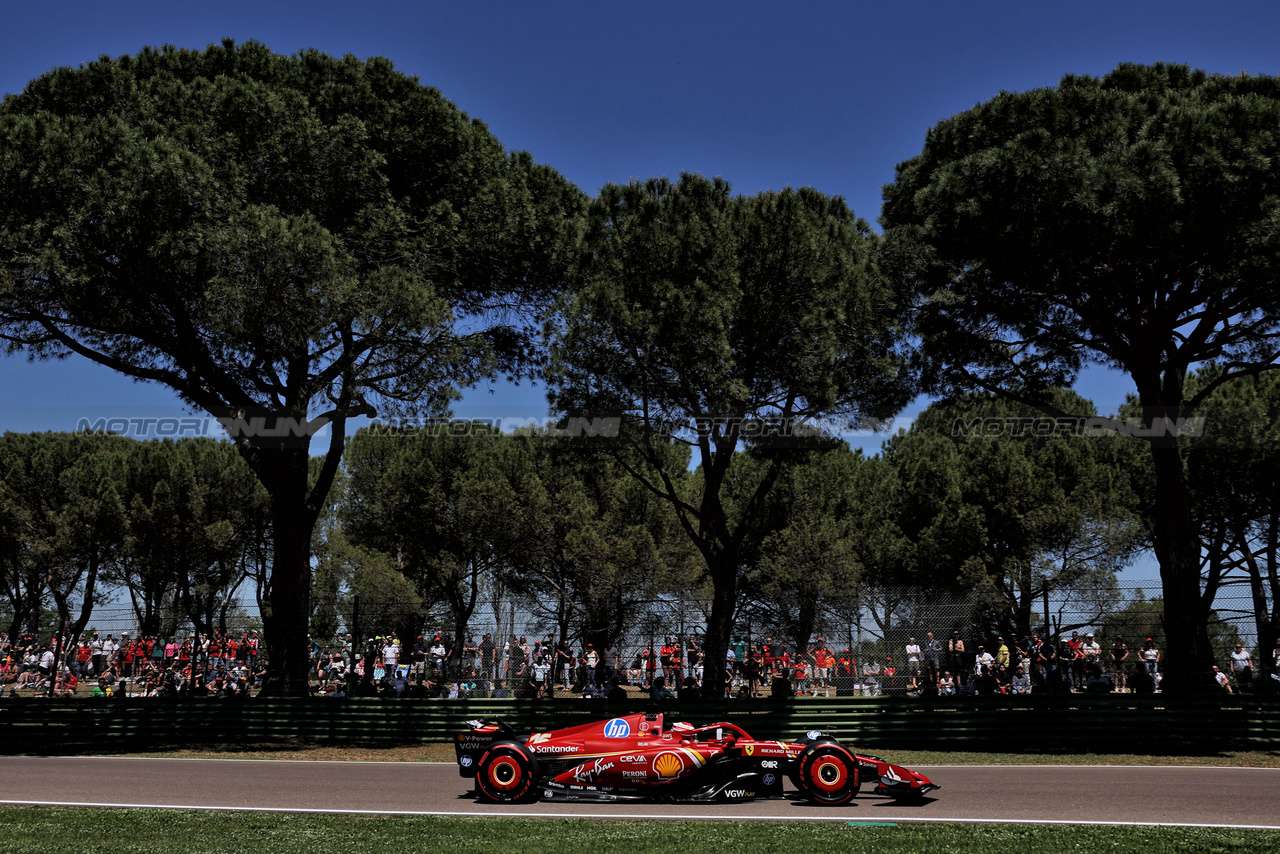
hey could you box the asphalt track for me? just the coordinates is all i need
[2,757,1279,830]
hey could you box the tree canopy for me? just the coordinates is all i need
[0,40,584,693]
[546,173,915,695]
[881,62,1280,691]
[886,391,1145,639]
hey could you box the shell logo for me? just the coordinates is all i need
[653,751,685,778]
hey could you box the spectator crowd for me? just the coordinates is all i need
[3,626,1276,701]
[0,629,262,698]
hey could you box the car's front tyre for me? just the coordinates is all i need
[474,741,540,803]
[796,743,861,805]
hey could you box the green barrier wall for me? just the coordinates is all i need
[3,695,1278,753]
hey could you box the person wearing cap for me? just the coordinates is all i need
[994,637,1010,670]
[1081,633,1102,673]
[429,635,447,680]
[1064,631,1085,691]
[791,650,810,695]
[101,634,118,672]
[810,639,833,695]
[1140,637,1160,677]
[90,632,104,676]
[833,648,855,694]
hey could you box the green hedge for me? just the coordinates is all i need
[3,694,1277,752]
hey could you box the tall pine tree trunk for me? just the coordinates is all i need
[253,447,315,698]
[1148,444,1215,694]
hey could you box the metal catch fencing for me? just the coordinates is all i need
[42,577,1274,692]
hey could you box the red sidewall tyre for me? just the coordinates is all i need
[788,735,836,795]
[798,744,860,806]
[475,742,539,803]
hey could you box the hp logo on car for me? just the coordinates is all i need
[603,718,631,738]
[459,756,472,767]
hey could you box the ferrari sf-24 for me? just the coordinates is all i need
[454,711,937,805]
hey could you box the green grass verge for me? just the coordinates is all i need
[1,808,1275,854]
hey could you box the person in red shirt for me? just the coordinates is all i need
[659,638,677,684]
[136,638,150,675]
[1064,631,1085,691]
[642,646,656,689]
[836,649,856,695]
[811,640,835,696]
[792,657,809,694]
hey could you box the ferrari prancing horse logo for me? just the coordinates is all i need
[744,744,754,755]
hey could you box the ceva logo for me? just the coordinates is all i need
[603,718,631,738]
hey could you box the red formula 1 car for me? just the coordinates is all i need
[454,711,937,805]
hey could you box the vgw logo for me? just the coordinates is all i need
[603,718,631,738]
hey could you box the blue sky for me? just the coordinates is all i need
[1,2,1277,581]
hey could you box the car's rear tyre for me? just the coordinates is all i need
[474,742,540,803]
[796,743,861,805]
